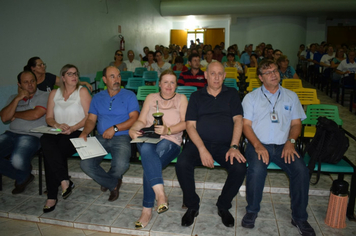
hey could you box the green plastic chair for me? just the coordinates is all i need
[176,86,197,100]
[125,77,145,92]
[224,78,239,91]
[134,67,147,77]
[91,71,103,92]
[174,71,181,78]
[136,86,159,101]
[79,77,92,95]
[120,71,133,83]
[142,71,158,83]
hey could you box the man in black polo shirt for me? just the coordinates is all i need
[177,53,206,89]
[176,61,246,228]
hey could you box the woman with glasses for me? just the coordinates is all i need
[277,55,299,82]
[129,69,188,229]
[109,50,127,71]
[40,64,92,213]
[24,57,92,92]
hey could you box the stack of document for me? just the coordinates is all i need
[70,137,108,160]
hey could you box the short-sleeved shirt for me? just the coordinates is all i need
[123,59,142,72]
[109,61,127,72]
[37,73,56,92]
[186,85,243,144]
[240,52,251,65]
[279,66,296,81]
[320,53,335,67]
[6,89,49,138]
[200,59,217,68]
[337,58,356,77]
[242,85,306,145]
[178,69,206,89]
[151,62,171,77]
[89,89,140,136]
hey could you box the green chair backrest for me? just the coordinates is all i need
[120,71,134,82]
[136,86,159,101]
[174,71,181,78]
[125,77,145,91]
[176,86,197,100]
[224,78,239,91]
[134,67,147,77]
[142,71,158,82]
[302,104,343,126]
[94,71,103,82]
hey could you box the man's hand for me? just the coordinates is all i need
[225,148,246,165]
[255,143,269,165]
[281,142,300,164]
[102,126,115,139]
[79,132,88,141]
[199,148,215,168]
[17,86,29,100]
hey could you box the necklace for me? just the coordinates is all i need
[160,92,176,101]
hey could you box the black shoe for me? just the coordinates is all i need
[291,219,316,236]
[101,186,108,192]
[43,199,57,213]
[218,208,234,227]
[62,180,75,199]
[108,179,122,202]
[181,209,199,227]
[241,212,258,228]
[12,174,35,194]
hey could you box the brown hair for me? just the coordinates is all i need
[257,59,277,76]
[159,69,177,83]
[59,64,80,94]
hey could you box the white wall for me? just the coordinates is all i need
[305,17,327,45]
[0,0,172,87]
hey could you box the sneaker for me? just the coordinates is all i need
[241,212,258,228]
[291,219,316,236]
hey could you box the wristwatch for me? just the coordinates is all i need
[230,144,239,150]
[288,138,296,144]
[113,125,119,132]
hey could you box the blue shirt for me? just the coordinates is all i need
[242,85,306,145]
[240,52,251,65]
[279,66,296,83]
[89,89,140,136]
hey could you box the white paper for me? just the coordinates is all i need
[130,137,162,144]
[30,125,61,135]
[70,137,108,160]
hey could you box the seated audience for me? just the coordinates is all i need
[212,45,223,62]
[265,47,274,60]
[336,50,356,76]
[176,62,246,228]
[178,53,206,89]
[273,49,282,62]
[24,57,92,92]
[171,50,179,64]
[223,53,243,74]
[200,50,216,68]
[143,51,156,71]
[124,50,142,72]
[277,55,300,81]
[0,71,49,194]
[41,64,91,213]
[139,46,149,62]
[244,54,258,74]
[162,47,172,63]
[129,69,188,229]
[172,56,188,72]
[109,50,127,72]
[241,60,315,236]
[79,66,139,202]
[320,45,335,69]
[330,48,346,82]
[240,44,253,66]
[221,46,240,63]
[151,51,171,77]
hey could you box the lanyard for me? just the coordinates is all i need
[261,87,280,113]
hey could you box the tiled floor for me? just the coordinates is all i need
[0,80,355,236]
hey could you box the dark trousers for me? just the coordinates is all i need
[176,141,246,211]
[40,131,81,199]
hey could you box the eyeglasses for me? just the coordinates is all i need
[262,69,279,76]
[36,63,46,67]
[116,53,123,56]
[66,72,79,77]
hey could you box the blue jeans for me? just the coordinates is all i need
[245,142,310,221]
[0,131,40,184]
[80,134,131,191]
[137,139,181,208]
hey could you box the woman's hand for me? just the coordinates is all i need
[55,123,70,132]
[129,129,143,139]
[154,125,168,135]
[61,126,76,135]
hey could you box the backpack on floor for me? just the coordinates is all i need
[304,116,349,185]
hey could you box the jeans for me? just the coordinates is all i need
[176,141,246,211]
[137,139,181,208]
[80,134,131,191]
[0,131,40,184]
[41,131,81,199]
[245,142,310,221]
